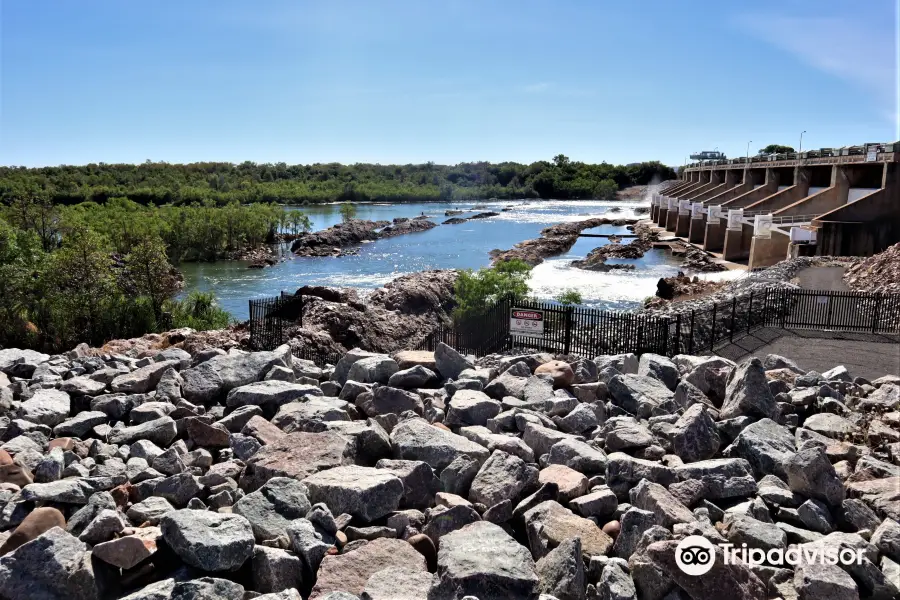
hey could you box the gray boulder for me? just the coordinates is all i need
[722,418,795,478]
[390,418,489,472]
[303,465,403,522]
[374,459,440,510]
[638,353,679,391]
[111,360,179,394]
[17,389,70,427]
[170,577,246,600]
[719,358,779,421]
[160,510,255,571]
[233,477,312,542]
[429,521,538,600]
[607,374,677,418]
[347,356,399,384]
[434,342,474,380]
[445,390,502,427]
[784,446,845,506]
[671,404,720,462]
[181,346,292,402]
[468,450,539,507]
[673,458,757,501]
[547,438,608,475]
[535,537,585,600]
[388,365,437,388]
[226,380,323,412]
[0,527,99,600]
[109,416,177,447]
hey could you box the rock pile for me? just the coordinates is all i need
[1,341,898,599]
[844,243,900,294]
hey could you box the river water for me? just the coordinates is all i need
[180,198,688,320]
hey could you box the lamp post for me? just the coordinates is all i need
[799,130,806,154]
[746,140,752,163]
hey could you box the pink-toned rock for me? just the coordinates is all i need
[0,464,33,488]
[0,507,66,556]
[602,520,621,539]
[538,464,589,503]
[48,438,75,452]
[186,418,230,448]
[240,431,356,491]
[92,527,160,569]
[241,415,287,445]
[392,350,437,371]
[0,449,12,466]
[535,360,575,388]
[309,538,427,599]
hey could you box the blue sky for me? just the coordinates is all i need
[1,0,897,167]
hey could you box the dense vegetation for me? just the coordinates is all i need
[453,260,533,319]
[0,155,675,205]
[0,206,233,352]
[3,195,310,262]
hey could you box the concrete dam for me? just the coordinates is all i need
[651,143,900,268]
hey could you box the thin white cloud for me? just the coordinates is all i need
[735,12,898,132]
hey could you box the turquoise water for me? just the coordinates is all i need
[179,198,684,320]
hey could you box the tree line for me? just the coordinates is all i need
[0,155,676,206]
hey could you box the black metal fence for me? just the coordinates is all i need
[251,287,900,363]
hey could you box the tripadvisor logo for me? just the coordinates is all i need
[674,535,866,575]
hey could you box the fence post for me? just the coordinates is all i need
[688,310,695,354]
[763,289,770,326]
[747,293,753,332]
[729,297,737,342]
[781,290,787,329]
[871,294,882,333]
[563,306,573,356]
[673,313,682,357]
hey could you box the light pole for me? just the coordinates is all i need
[799,131,806,154]
[746,140,752,163]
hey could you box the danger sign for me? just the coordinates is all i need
[511,308,544,337]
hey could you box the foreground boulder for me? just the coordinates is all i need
[0,527,99,600]
[310,538,427,599]
[429,521,539,600]
[160,510,255,571]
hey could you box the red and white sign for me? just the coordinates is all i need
[511,308,544,337]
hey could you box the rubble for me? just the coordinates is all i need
[0,339,897,599]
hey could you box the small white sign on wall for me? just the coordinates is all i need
[691,203,703,217]
[754,214,773,238]
[727,209,744,229]
[707,205,722,219]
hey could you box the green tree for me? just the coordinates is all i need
[759,144,795,154]
[593,179,619,200]
[0,217,46,346]
[453,259,532,319]
[40,226,117,347]
[556,289,583,306]
[124,236,182,322]
[166,291,231,330]
[339,203,357,222]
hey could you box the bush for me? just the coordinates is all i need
[454,259,532,319]
[167,291,232,331]
[556,289,583,306]
[339,203,357,222]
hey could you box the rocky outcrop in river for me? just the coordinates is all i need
[490,217,639,266]
[290,218,436,257]
[0,339,897,599]
[290,220,390,257]
[571,223,657,271]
